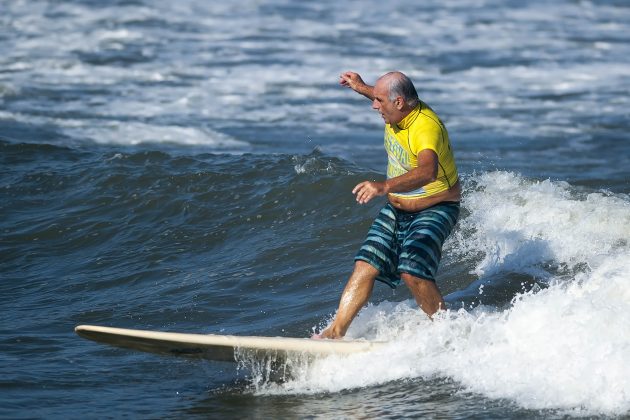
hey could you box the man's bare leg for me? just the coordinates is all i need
[319,261,378,339]
[402,273,446,318]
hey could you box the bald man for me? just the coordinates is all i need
[319,71,461,339]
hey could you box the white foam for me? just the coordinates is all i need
[0,109,248,149]
[81,122,249,148]
[253,173,630,416]
[453,172,630,278]
[4,0,630,148]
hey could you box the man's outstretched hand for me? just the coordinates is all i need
[353,180,387,204]
[339,71,374,100]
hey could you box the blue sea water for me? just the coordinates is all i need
[1,0,629,418]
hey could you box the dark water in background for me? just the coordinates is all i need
[1,0,629,418]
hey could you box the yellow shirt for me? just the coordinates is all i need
[384,102,459,199]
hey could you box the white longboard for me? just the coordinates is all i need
[75,325,385,363]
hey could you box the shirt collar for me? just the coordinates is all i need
[394,103,422,130]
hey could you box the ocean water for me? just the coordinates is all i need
[1,0,629,418]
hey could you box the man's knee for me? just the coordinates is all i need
[401,273,434,288]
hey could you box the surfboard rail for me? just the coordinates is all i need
[75,325,385,362]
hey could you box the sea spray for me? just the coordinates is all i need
[253,172,630,416]
[451,171,630,278]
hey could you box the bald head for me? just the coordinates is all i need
[378,72,420,109]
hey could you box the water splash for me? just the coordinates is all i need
[250,172,630,416]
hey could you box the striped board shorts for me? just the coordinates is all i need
[355,201,460,288]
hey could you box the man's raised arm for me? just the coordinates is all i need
[339,71,374,101]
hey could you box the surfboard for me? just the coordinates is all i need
[75,325,385,363]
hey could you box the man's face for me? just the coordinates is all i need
[372,79,402,125]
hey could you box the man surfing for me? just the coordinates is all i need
[319,71,461,339]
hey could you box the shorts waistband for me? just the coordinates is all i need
[388,200,460,215]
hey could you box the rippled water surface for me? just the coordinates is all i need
[1,0,629,418]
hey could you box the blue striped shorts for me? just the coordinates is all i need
[355,201,460,288]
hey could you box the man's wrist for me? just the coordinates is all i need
[382,179,391,194]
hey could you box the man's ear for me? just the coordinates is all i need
[395,96,404,110]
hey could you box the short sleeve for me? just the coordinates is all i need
[409,121,442,157]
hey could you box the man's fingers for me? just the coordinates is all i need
[353,180,384,204]
[353,183,372,204]
[340,71,360,88]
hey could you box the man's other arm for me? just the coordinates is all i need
[339,71,374,101]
